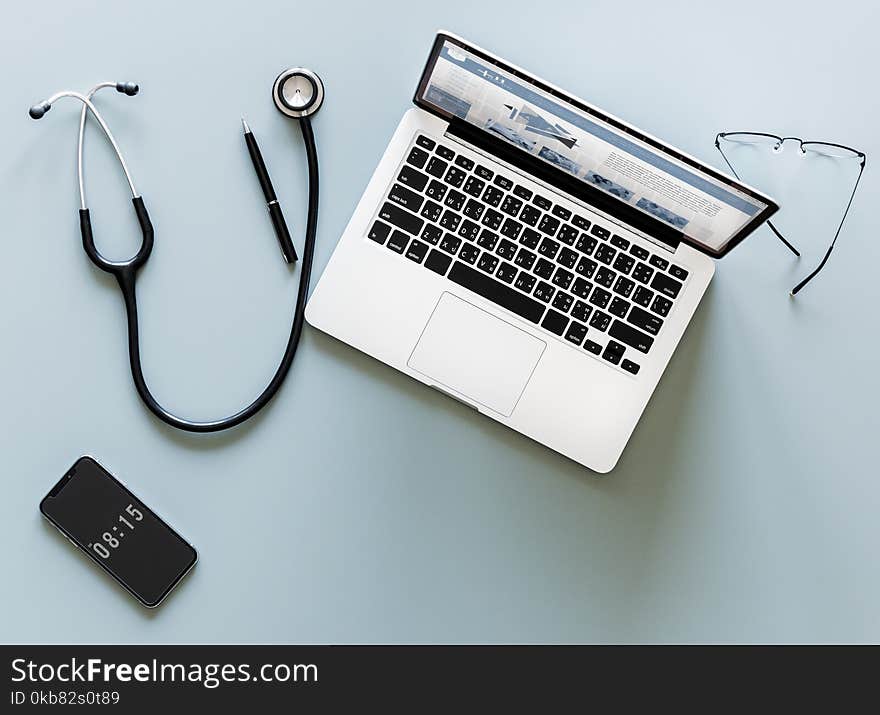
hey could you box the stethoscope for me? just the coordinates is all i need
[29,68,325,433]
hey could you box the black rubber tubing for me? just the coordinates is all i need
[78,117,319,432]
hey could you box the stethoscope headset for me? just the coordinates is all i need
[29,69,324,433]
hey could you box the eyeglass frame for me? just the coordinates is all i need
[714,131,866,296]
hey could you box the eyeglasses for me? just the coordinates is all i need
[715,131,866,296]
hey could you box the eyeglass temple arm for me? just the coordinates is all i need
[714,135,801,258]
[790,156,866,296]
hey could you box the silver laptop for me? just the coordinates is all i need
[306,32,778,472]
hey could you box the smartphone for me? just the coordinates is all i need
[40,456,197,608]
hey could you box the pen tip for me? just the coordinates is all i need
[241,117,250,134]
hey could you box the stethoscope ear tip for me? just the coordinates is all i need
[29,102,50,119]
[115,82,139,96]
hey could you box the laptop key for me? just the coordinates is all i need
[651,272,683,299]
[552,267,574,290]
[482,208,503,230]
[627,306,663,335]
[538,214,561,236]
[439,210,461,232]
[595,266,616,288]
[514,185,533,200]
[609,297,630,318]
[500,195,523,216]
[669,264,689,280]
[368,220,391,244]
[475,164,494,180]
[421,224,442,245]
[493,175,514,190]
[435,144,455,160]
[444,189,466,211]
[444,166,467,188]
[651,295,672,317]
[629,244,649,260]
[533,194,552,210]
[591,224,611,240]
[575,256,598,278]
[426,179,447,201]
[483,186,504,207]
[497,239,518,261]
[389,183,423,213]
[558,247,578,269]
[455,155,474,171]
[589,287,611,309]
[541,309,569,336]
[500,218,523,240]
[552,291,574,313]
[602,340,625,365]
[386,230,409,253]
[421,200,443,223]
[447,262,545,324]
[424,248,452,275]
[632,262,654,284]
[416,135,435,150]
[552,205,572,221]
[613,276,635,298]
[595,244,616,265]
[632,285,653,307]
[649,254,669,271]
[458,219,480,242]
[589,311,611,332]
[610,235,630,250]
[463,176,485,198]
[406,146,429,168]
[462,198,484,221]
[406,239,429,263]
[514,248,536,270]
[496,261,518,283]
[621,359,640,375]
[514,272,537,294]
[565,321,588,346]
[572,278,593,300]
[398,164,429,191]
[534,258,555,280]
[613,253,635,274]
[379,202,423,236]
[477,229,499,251]
[458,242,480,264]
[477,253,499,275]
[558,224,579,246]
[571,300,592,322]
[426,156,447,178]
[609,320,654,353]
[440,233,462,255]
[538,237,560,260]
[576,234,597,255]
[519,204,542,226]
[519,227,541,249]
[533,281,555,303]
[583,339,602,355]
[572,214,591,231]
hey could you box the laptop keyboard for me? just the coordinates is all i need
[366,134,690,376]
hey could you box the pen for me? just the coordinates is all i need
[242,117,297,263]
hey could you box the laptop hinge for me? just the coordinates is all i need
[445,118,683,254]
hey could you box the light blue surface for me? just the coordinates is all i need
[1,0,877,644]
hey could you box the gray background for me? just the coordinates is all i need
[1,0,877,643]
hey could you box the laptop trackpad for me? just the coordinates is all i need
[408,292,546,416]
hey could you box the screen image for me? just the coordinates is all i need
[40,457,196,607]
[419,39,770,253]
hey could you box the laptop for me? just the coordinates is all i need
[306,32,778,472]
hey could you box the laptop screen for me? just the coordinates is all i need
[414,35,776,256]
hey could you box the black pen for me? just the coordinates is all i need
[242,118,297,263]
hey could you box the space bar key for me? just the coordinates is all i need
[447,261,545,324]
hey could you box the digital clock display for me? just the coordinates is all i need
[40,457,197,607]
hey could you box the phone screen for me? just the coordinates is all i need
[40,456,197,608]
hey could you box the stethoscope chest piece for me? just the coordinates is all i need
[273,68,324,119]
